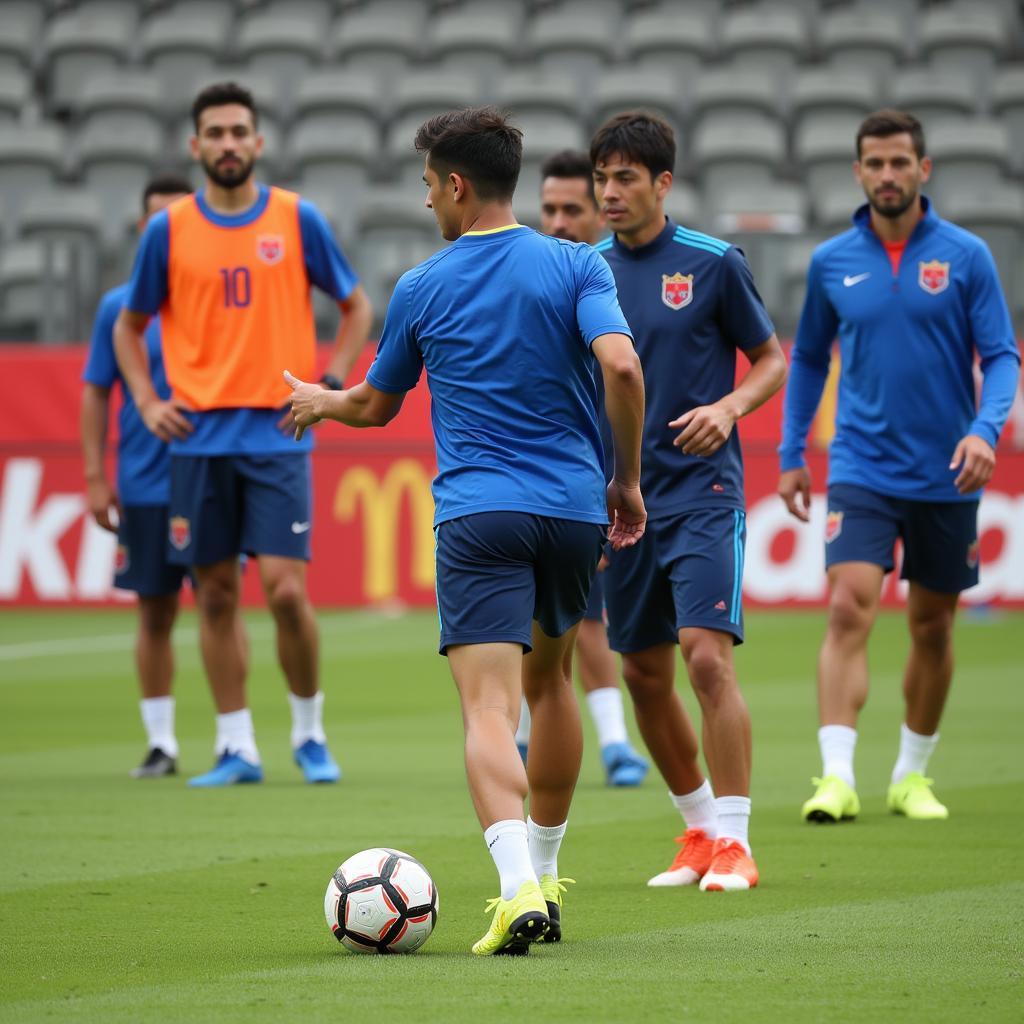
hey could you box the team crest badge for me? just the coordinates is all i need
[825,511,844,544]
[918,259,950,295]
[169,516,191,551]
[256,234,285,265]
[114,545,129,575]
[966,539,979,569]
[661,272,693,310]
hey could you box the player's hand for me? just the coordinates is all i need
[606,479,646,550]
[669,401,736,456]
[596,551,610,572]
[85,476,122,533]
[277,380,334,435]
[950,434,995,494]
[284,370,325,441]
[778,466,812,522]
[139,398,193,442]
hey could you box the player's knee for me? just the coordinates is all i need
[138,596,177,637]
[827,587,874,639]
[908,610,954,654]
[265,574,308,624]
[680,638,731,698]
[197,577,238,623]
[621,660,669,706]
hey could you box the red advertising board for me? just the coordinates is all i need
[1,344,1022,608]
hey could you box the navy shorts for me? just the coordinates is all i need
[825,484,979,594]
[583,570,605,622]
[434,512,605,655]
[114,504,188,597]
[605,507,746,652]
[168,453,312,567]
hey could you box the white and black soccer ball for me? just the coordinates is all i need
[324,848,439,954]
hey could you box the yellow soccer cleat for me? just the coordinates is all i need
[802,775,861,823]
[538,875,575,943]
[471,880,549,956]
[887,773,949,820]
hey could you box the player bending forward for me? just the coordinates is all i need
[287,107,646,955]
[779,110,1020,823]
[592,112,787,891]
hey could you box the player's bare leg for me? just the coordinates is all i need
[576,619,648,786]
[258,555,339,782]
[887,583,958,820]
[131,592,180,777]
[188,558,263,785]
[803,562,883,821]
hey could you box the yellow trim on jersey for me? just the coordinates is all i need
[463,224,525,236]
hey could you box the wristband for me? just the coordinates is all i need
[319,373,344,391]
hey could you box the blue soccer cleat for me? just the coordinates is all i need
[188,752,263,787]
[294,739,341,783]
[601,741,649,787]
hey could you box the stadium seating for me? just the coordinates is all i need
[1,0,1023,341]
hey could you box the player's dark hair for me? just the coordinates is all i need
[141,173,193,213]
[856,109,926,159]
[590,111,675,180]
[414,106,522,201]
[191,81,258,132]
[540,149,597,205]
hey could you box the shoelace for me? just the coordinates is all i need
[545,877,576,903]
[670,829,708,869]
[709,841,747,871]
[482,896,504,915]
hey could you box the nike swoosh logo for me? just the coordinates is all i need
[843,273,871,287]
[291,521,311,534]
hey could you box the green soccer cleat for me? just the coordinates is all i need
[471,880,549,956]
[887,773,949,820]
[802,775,860,823]
[538,875,575,943]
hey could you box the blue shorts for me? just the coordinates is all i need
[605,507,746,652]
[114,504,188,597]
[434,512,605,655]
[168,454,312,567]
[583,570,605,622]
[826,484,979,594]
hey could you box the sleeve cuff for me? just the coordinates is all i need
[365,369,412,395]
[778,448,807,472]
[967,421,999,448]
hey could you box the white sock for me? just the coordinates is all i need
[215,708,260,765]
[819,724,857,788]
[585,686,629,747]
[670,780,718,837]
[514,697,531,747]
[715,795,751,855]
[140,697,178,758]
[891,723,939,783]
[483,819,536,900]
[527,816,567,880]
[288,690,326,748]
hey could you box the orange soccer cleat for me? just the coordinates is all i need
[647,828,716,887]
[699,839,759,892]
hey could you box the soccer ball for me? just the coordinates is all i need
[324,848,439,954]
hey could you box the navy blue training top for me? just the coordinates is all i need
[597,218,774,518]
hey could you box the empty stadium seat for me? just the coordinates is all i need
[691,67,783,129]
[427,3,522,85]
[290,121,377,231]
[925,119,1012,208]
[889,68,978,128]
[808,178,864,233]
[525,6,620,89]
[0,3,39,78]
[717,4,809,80]
[691,115,787,198]
[794,116,860,201]
[495,72,582,135]
[590,68,683,140]
[292,70,381,156]
[43,8,134,113]
[139,9,233,107]
[663,183,703,232]
[0,241,72,341]
[919,2,1007,91]
[0,71,30,126]
[0,126,65,217]
[817,8,907,77]
[236,13,325,106]
[624,6,716,86]
[789,67,879,136]
[330,2,424,90]
[991,65,1024,169]
[74,72,166,137]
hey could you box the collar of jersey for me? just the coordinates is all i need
[853,195,936,242]
[610,216,675,259]
[461,223,526,237]
[194,183,271,228]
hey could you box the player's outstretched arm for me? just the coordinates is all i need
[284,370,405,439]
[591,331,646,549]
[670,334,788,457]
[113,309,193,442]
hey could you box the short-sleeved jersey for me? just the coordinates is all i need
[366,225,633,527]
[125,184,359,456]
[780,199,1021,501]
[82,283,170,505]
[596,218,774,518]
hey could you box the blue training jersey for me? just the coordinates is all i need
[124,183,359,456]
[366,224,633,527]
[596,218,774,518]
[82,283,171,506]
[780,199,1021,501]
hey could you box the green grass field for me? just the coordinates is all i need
[1,608,1021,1023]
